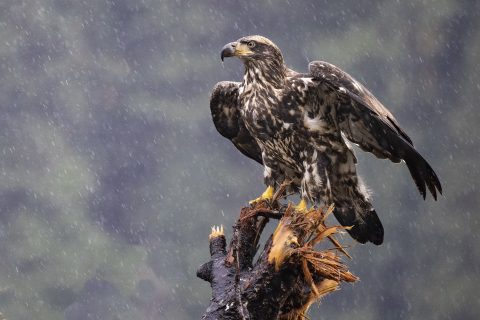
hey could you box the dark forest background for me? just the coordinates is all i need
[0,0,479,319]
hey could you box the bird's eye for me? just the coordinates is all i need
[247,41,256,48]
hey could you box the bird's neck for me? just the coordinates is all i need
[242,59,286,90]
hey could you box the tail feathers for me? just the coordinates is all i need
[404,150,442,200]
[333,207,384,245]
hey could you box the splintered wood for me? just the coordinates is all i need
[198,187,358,319]
[268,203,358,299]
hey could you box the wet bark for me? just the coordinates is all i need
[197,200,356,320]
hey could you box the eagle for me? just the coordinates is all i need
[210,35,442,245]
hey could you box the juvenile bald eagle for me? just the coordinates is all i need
[210,35,442,245]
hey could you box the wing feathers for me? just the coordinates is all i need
[210,81,263,164]
[308,61,442,200]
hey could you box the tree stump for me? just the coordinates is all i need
[197,187,358,320]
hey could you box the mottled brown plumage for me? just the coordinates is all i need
[211,35,442,245]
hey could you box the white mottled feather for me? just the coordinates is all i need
[303,113,329,132]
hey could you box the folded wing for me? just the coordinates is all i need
[210,81,263,165]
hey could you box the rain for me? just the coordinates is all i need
[0,0,479,319]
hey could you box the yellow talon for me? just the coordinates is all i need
[249,186,275,204]
[295,199,308,213]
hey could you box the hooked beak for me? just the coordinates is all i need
[220,41,253,61]
[221,42,236,61]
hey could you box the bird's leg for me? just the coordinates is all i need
[249,185,275,204]
[250,156,279,205]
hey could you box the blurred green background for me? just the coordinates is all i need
[0,0,478,319]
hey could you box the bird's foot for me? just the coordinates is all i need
[249,186,275,205]
[294,199,309,213]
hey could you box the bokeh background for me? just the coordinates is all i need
[0,0,479,319]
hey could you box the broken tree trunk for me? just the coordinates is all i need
[197,187,358,320]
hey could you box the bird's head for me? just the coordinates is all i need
[220,35,283,63]
[221,35,285,83]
